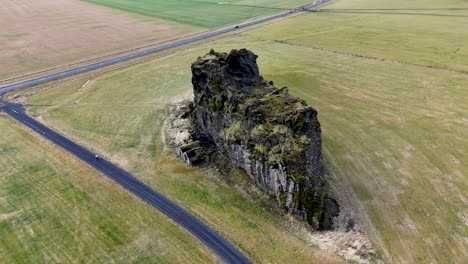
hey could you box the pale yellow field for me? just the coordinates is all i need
[2,0,467,263]
[0,0,202,82]
[22,3,468,261]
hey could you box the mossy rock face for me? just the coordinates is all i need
[190,49,339,229]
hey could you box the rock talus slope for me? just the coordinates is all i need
[190,49,339,229]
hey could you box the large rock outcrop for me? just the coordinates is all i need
[190,49,339,229]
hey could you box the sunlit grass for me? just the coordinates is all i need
[19,0,468,263]
[0,117,219,263]
[83,0,312,28]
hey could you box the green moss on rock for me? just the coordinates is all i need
[190,49,339,229]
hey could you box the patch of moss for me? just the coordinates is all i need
[225,121,242,142]
[208,79,222,93]
[299,135,311,145]
[208,94,225,112]
[293,174,308,183]
[254,144,267,155]
[267,153,282,167]
[251,124,269,139]
[271,145,281,154]
[292,189,300,205]
[279,191,286,207]
[293,114,306,129]
[272,125,289,135]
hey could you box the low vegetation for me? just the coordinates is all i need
[0,0,204,82]
[22,62,341,263]
[248,1,468,72]
[2,0,466,263]
[0,118,219,263]
[82,0,312,28]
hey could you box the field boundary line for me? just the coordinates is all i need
[0,1,324,86]
[0,0,330,96]
[321,10,468,18]
[263,38,468,75]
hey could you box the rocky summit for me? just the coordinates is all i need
[189,49,339,229]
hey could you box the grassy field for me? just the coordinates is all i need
[188,0,315,8]
[247,3,468,72]
[329,0,468,9]
[0,117,219,263]
[0,0,311,83]
[246,3,467,262]
[5,0,467,263]
[82,0,312,28]
[21,59,343,263]
[0,0,202,82]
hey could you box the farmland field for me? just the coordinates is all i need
[0,118,219,263]
[330,0,468,9]
[248,9,468,73]
[82,0,313,27]
[0,0,202,82]
[2,0,467,263]
[0,0,313,83]
[17,66,343,263]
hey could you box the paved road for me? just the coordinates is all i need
[0,1,330,262]
[0,0,329,96]
[1,103,251,264]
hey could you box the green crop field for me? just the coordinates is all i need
[82,0,313,28]
[248,9,468,73]
[3,0,467,263]
[330,0,468,9]
[187,0,313,8]
[0,118,219,263]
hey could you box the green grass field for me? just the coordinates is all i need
[330,0,468,9]
[247,7,468,72]
[82,0,312,28]
[21,59,342,263]
[0,117,219,263]
[3,0,467,263]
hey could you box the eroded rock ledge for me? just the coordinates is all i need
[178,49,339,229]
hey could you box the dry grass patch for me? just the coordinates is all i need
[0,0,202,81]
[17,1,468,262]
[23,47,345,264]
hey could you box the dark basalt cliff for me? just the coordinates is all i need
[190,49,339,229]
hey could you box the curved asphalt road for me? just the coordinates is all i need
[1,103,251,264]
[0,1,329,263]
[0,0,329,96]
